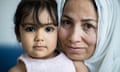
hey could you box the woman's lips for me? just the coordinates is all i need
[67,46,86,52]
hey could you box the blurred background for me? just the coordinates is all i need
[0,0,19,45]
[0,0,24,72]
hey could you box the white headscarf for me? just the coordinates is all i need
[56,0,120,72]
[56,0,65,25]
[85,0,120,72]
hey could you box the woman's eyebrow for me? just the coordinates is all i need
[62,15,73,20]
[62,15,97,22]
[81,19,97,22]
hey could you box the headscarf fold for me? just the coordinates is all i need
[56,0,65,25]
[85,0,120,72]
[56,0,120,72]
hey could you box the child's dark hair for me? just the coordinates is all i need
[14,0,58,42]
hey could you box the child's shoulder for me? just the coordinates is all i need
[8,66,21,72]
[8,61,26,72]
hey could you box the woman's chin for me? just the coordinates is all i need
[66,54,86,61]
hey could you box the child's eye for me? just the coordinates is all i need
[24,26,36,32]
[45,26,55,32]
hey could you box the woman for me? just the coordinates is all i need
[57,0,120,72]
[58,0,98,72]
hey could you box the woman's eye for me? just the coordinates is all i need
[45,26,55,32]
[61,19,71,25]
[83,23,95,30]
[24,26,35,32]
[61,19,72,28]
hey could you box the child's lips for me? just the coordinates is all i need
[33,45,47,50]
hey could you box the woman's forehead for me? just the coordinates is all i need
[63,0,97,20]
[64,0,94,11]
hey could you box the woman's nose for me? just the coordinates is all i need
[68,26,84,43]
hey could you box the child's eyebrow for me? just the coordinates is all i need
[21,23,34,25]
[42,23,55,25]
[21,22,56,27]
[20,23,35,27]
[40,23,57,27]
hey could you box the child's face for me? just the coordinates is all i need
[19,9,57,59]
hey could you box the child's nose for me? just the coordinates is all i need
[34,30,45,42]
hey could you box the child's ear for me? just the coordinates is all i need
[17,36,21,42]
[18,39,21,42]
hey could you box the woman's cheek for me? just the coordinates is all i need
[59,27,67,45]
[86,31,97,44]
[59,28,66,39]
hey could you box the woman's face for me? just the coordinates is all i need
[59,0,98,61]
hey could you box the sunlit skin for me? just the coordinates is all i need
[59,0,98,61]
[19,8,57,59]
